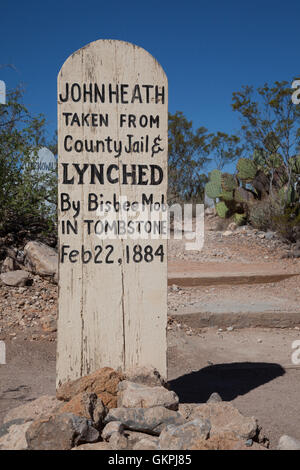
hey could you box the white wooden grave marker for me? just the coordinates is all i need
[57,40,168,386]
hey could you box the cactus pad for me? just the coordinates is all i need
[220,190,234,201]
[233,212,246,226]
[237,158,257,181]
[216,201,229,218]
[210,169,222,184]
[221,173,238,192]
[205,181,222,199]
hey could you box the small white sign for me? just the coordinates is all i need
[0,80,6,104]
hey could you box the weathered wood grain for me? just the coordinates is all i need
[57,40,168,386]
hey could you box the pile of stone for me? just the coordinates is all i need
[0,241,58,340]
[0,241,58,287]
[0,366,270,451]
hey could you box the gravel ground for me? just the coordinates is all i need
[0,216,300,449]
[1,325,300,449]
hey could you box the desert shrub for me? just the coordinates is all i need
[248,195,283,231]
[272,205,300,242]
[214,218,229,231]
[249,194,300,242]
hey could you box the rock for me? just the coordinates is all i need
[207,392,222,403]
[93,398,108,429]
[293,249,300,258]
[223,230,233,237]
[0,419,25,438]
[0,422,32,450]
[124,430,154,448]
[109,431,128,450]
[58,392,97,420]
[41,316,57,332]
[185,403,258,440]
[1,256,17,273]
[209,222,221,231]
[24,241,58,277]
[133,437,159,450]
[227,222,238,231]
[56,367,123,409]
[26,413,99,450]
[178,403,199,420]
[124,366,167,388]
[58,393,107,429]
[72,442,111,450]
[0,270,30,287]
[105,406,185,435]
[117,381,178,410]
[265,231,275,240]
[4,395,60,424]
[102,421,124,441]
[277,435,300,450]
[190,431,267,450]
[205,208,215,216]
[159,418,211,450]
[125,431,158,450]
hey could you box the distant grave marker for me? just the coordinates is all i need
[30,147,57,174]
[57,40,168,386]
[29,147,57,209]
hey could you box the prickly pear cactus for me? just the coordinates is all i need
[269,153,283,169]
[290,155,300,174]
[205,169,222,199]
[220,190,234,201]
[221,173,238,192]
[253,148,266,169]
[237,158,257,181]
[210,169,222,184]
[233,212,246,226]
[205,181,222,199]
[216,201,229,218]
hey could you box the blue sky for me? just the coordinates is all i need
[1,0,299,152]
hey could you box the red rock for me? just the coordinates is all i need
[56,367,123,409]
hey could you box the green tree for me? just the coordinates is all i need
[209,131,243,170]
[0,86,57,239]
[168,111,210,203]
[232,80,300,201]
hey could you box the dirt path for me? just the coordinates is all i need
[168,218,300,328]
[0,339,56,424]
[168,325,300,447]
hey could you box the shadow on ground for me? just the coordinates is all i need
[169,362,285,403]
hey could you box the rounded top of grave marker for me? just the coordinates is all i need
[58,39,167,82]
